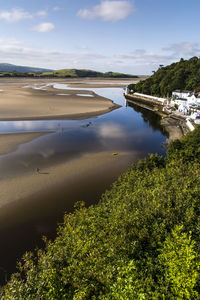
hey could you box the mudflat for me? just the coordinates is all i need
[0,132,53,155]
[0,78,123,120]
[0,151,135,210]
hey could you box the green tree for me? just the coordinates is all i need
[110,261,146,299]
[158,226,200,299]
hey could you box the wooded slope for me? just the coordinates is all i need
[129,56,200,97]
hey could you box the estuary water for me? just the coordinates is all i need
[0,84,167,284]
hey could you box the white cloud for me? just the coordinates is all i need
[0,39,107,70]
[0,37,21,46]
[33,22,55,33]
[163,42,200,57]
[53,6,61,11]
[0,8,32,22]
[36,10,48,17]
[117,50,174,65]
[75,45,89,50]
[77,0,135,22]
[0,38,199,75]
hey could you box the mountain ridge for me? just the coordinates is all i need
[0,63,53,73]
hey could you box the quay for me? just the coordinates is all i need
[124,91,195,139]
[124,92,168,110]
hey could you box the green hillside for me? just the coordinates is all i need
[128,56,200,97]
[2,127,200,299]
[40,69,138,78]
[0,67,138,78]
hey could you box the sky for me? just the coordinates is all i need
[0,0,200,74]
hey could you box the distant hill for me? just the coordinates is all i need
[40,69,138,78]
[0,63,52,73]
[129,56,200,97]
[0,65,138,78]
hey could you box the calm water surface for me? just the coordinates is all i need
[0,85,167,284]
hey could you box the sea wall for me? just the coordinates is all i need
[125,93,167,109]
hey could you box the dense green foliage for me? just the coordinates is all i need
[2,127,200,299]
[129,56,200,97]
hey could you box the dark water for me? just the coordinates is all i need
[0,86,167,284]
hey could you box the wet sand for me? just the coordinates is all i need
[0,151,134,210]
[0,79,121,120]
[0,132,52,155]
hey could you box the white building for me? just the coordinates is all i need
[187,94,197,104]
[172,90,191,99]
[172,90,200,108]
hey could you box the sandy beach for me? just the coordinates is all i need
[0,78,122,120]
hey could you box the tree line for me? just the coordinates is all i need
[128,56,200,97]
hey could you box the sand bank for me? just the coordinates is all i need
[0,132,52,155]
[0,79,120,120]
[0,151,135,210]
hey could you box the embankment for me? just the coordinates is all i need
[125,93,189,141]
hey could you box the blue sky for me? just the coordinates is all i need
[0,0,200,74]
